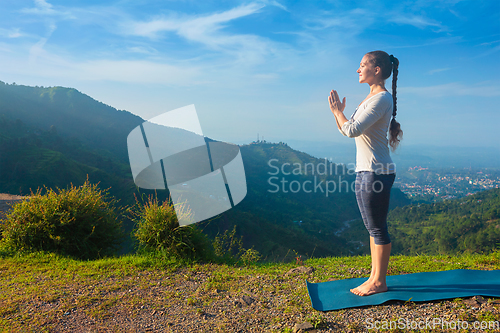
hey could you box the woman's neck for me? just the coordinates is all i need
[369,82,387,95]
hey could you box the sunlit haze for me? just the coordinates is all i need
[1,0,499,148]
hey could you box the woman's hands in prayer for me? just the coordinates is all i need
[328,89,346,116]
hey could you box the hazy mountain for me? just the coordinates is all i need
[283,139,500,170]
[0,81,144,163]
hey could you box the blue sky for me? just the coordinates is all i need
[0,0,499,149]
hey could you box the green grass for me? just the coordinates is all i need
[1,250,499,332]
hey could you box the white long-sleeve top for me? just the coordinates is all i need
[339,91,396,174]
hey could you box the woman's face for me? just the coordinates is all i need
[357,55,379,84]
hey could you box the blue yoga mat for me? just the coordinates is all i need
[307,269,500,311]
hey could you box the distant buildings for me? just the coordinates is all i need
[396,167,500,201]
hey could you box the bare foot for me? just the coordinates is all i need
[353,277,373,290]
[350,280,387,296]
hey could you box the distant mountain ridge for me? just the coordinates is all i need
[0,81,144,162]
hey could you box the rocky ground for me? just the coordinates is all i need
[2,263,499,333]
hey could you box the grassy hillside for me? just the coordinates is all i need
[0,81,143,162]
[1,251,499,332]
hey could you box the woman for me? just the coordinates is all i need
[328,50,403,296]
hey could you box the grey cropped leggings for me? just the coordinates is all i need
[355,171,396,245]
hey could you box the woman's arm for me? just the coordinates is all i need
[336,92,392,138]
[334,115,343,131]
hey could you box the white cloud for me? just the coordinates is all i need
[0,43,12,53]
[479,40,500,47]
[29,22,57,63]
[252,73,279,79]
[302,8,375,34]
[20,0,73,18]
[0,28,24,38]
[127,3,264,40]
[388,14,445,31]
[388,36,463,49]
[122,3,284,65]
[0,1,295,88]
[427,68,451,75]
[476,43,500,58]
[400,82,500,97]
[35,0,52,10]
[126,46,158,55]
[0,43,200,86]
[78,60,199,85]
[266,0,288,11]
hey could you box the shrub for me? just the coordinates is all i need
[212,225,244,261]
[0,180,123,259]
[129,194,213,261]
[212,225,262,265]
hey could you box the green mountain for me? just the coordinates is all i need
[0,108,137,205]
[0,81,143,163]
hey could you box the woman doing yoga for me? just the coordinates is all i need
[328,50,403,296]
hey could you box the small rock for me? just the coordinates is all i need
[473,295,487,304]
[285,266,315,276]
[463,298,479,307]
[293,322,317,333]
[240,295,255,306]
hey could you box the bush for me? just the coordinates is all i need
[212,225,262,265]
[0,180,123,259]
[212,225,244,262]
[129,195,213,261]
